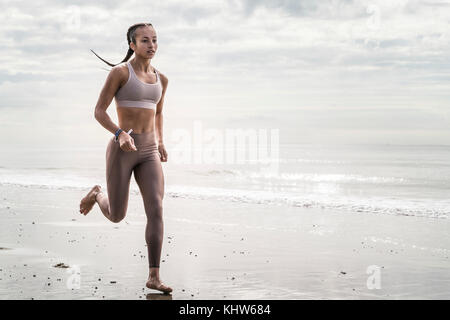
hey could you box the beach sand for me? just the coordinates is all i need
[0,183,449,300]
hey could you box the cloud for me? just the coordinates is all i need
[0,0,449,144]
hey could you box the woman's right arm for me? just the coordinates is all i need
[94,67,136,152]
[94,67,123,135]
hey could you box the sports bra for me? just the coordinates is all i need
[114,61,162,110]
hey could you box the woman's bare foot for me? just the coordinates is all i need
[79,185,101,215]
[146,277,173,294]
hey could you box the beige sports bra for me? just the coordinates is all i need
[115,61,162,110]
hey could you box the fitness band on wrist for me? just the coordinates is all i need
[114,128,123,142]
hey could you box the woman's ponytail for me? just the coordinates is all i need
[91,22,153,67]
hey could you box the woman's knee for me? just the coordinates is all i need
[152,199,163,213]
[109,204,127,223]
[145,197,163,216]
[110,215,125,223]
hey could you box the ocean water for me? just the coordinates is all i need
[1,141,449,220]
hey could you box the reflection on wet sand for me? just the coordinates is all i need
[146,293,173,300]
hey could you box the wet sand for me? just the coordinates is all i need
[0,184,449,300]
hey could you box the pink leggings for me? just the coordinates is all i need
[98,131,164,268]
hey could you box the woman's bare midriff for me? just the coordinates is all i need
[116,106,156,133]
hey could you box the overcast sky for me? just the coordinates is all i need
[1,0,449,145]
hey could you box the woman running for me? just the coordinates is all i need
[79,22,172,294]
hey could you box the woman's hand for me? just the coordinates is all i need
[118,131,137,152]
[158,143,168,162]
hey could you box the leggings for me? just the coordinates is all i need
[99,131,164,268]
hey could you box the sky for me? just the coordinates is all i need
[0,0,450,146]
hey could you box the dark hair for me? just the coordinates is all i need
[90,22,153,67]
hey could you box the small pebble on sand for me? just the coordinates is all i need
[53,263,70,268]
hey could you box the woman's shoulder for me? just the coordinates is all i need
[156,69,168,85]
[110,62,129,81]
[112,61,129,72]
[104,62,129,89]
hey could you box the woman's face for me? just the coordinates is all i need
[130,26,158,59]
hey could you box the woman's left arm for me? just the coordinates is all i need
[156,72,169,162]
